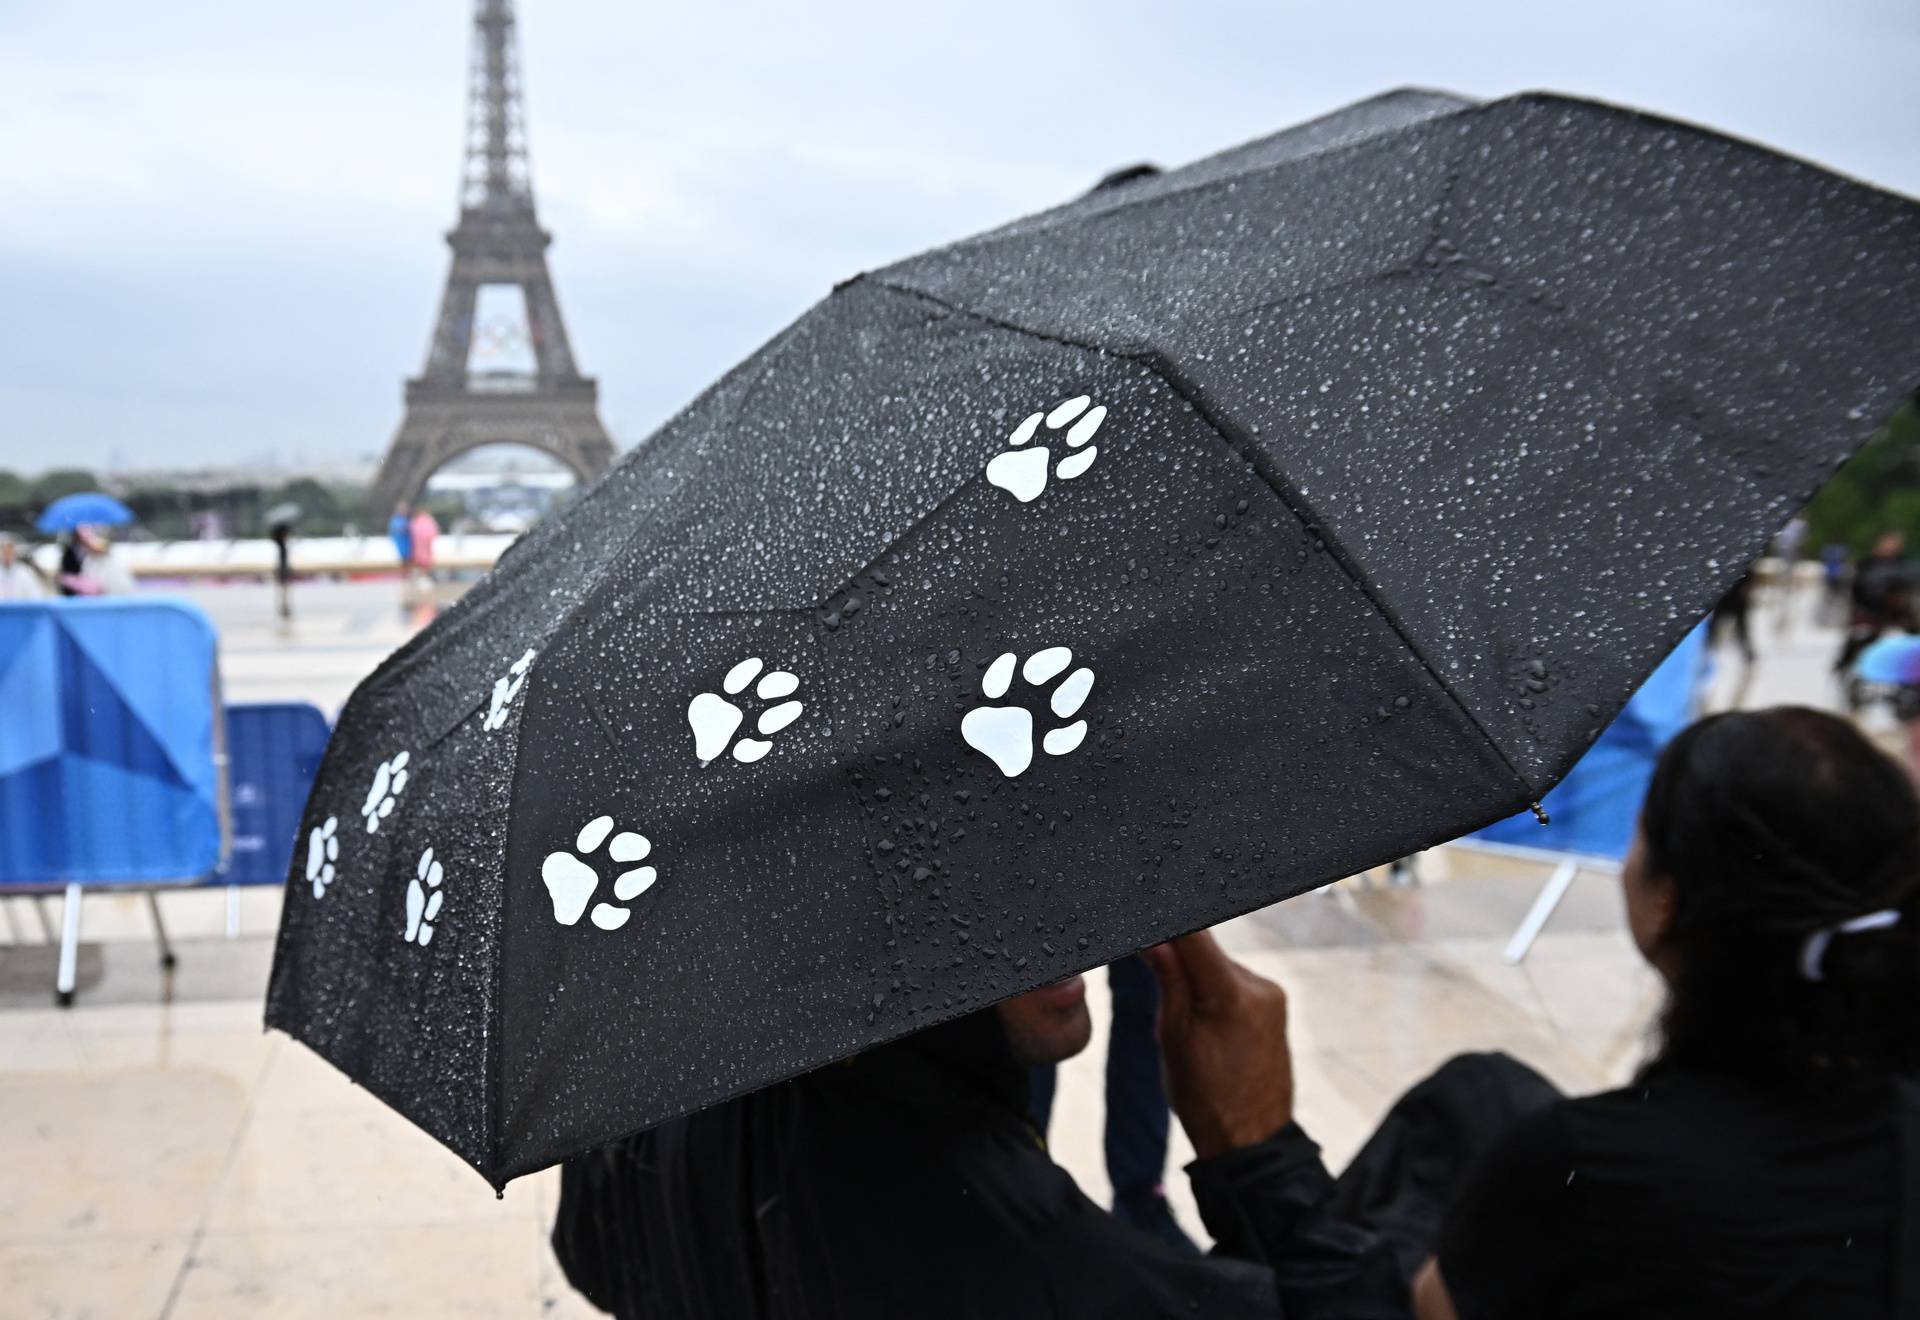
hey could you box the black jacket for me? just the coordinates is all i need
[551,1010,1406,1318]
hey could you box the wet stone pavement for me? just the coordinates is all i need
[0,580,1855,1315]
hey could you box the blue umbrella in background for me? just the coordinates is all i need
[1853,633,1920,722]
[36,493,134,534]
[1856,633,1920,686]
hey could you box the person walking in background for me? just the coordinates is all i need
[1855,531,1910,606]
[1768,515,1807,635]
[388,503,415,609]
[0,533,47,599]
[1028,955,1193,1250]
[388,503,413,572]
[270,520,295,622]
[1821,541,1854,628]
[1708,568,1757,668]
[408,504,440,589]
[1771,514,1808,566]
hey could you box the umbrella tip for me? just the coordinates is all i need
[1529,802,1551,826]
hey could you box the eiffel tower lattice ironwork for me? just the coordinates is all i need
[367,0,615,518]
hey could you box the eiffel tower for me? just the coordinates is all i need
[367,0,615,519]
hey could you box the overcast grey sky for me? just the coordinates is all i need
[1,0,1915,475]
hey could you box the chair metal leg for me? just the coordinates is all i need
[148,893,178,970]
[56,882,82,1007]
[1504,859,1579,964]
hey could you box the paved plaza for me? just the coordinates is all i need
[0,578,1863,1316]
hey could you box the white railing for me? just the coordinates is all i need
[29,533,518,580]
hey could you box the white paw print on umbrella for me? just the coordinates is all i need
[360,751,411,833]
[960,647,1094,778]
[405,846,444,946]
[687,658,804,764]
[305,817,339,898]
[541,815,658,931]
[482,649,536,732]
[984,396,1106,503]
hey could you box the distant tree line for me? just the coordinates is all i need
[1804,399,1920,557]
[3,400,1913,550]
[0,469,385,541]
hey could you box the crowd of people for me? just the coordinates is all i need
[553,704,1919,1318]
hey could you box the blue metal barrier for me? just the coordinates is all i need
[0,598,225,886]
[0,597,228,1003]
[222,702,330,887]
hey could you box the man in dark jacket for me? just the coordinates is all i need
[552,932,1418,1318]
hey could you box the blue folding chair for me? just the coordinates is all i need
[220,702,330,933]
[0,598,229,1003]
[1461,624,1710,961]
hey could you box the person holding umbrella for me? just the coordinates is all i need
[35,491,134,597]
[56,526,108,596]
[261,499,301,621]
[553,940,1416,1318]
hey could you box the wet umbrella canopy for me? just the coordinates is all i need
[266,89,1920,1187]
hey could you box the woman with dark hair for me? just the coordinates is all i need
[1415,706,1920,1318]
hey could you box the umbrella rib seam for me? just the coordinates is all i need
[478,328,813,1182]
[864,275,1542,803]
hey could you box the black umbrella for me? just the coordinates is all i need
[267,89,1920,1188]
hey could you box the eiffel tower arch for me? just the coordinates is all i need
[368,0,615,520]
